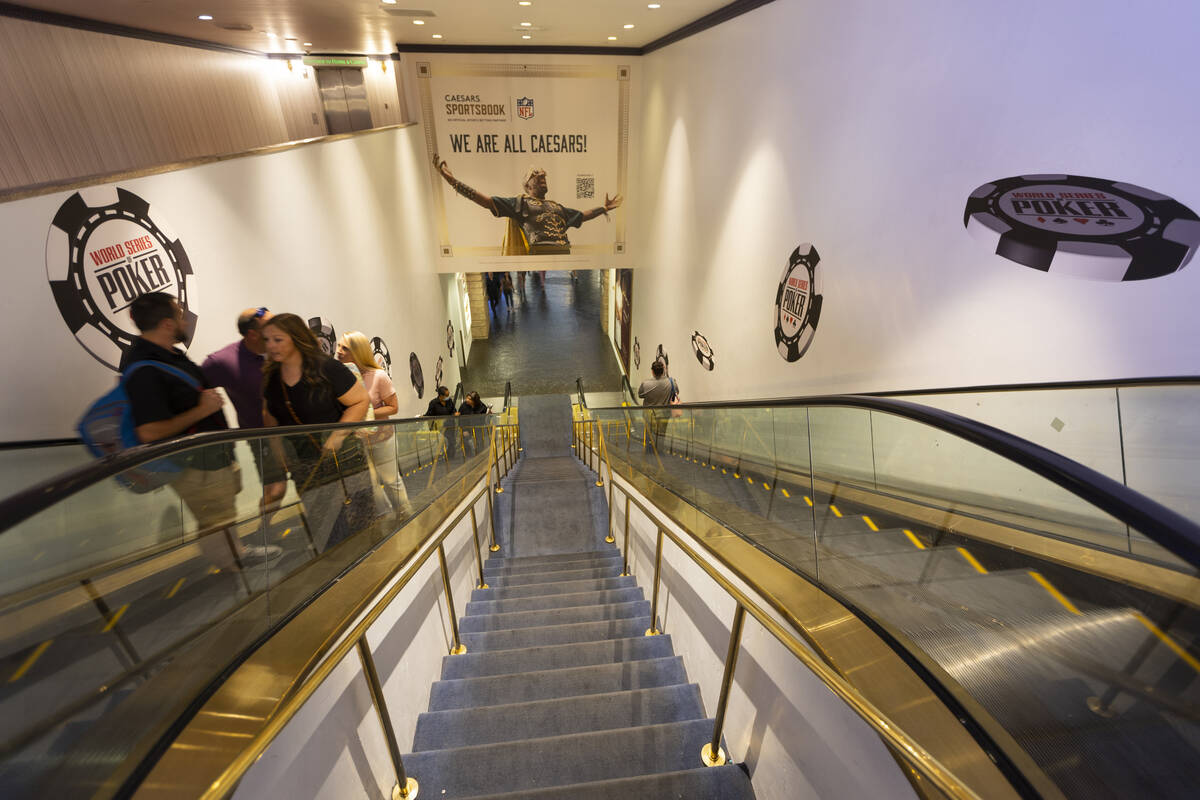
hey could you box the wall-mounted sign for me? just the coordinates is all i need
[774,244,823,363]
[371,336,392,375]
[308,316,337,357]
[409,352,424,398]
[417,59,631,268]
[46,187,196,371]
[964,174,1200,281]
[303,56,370,69]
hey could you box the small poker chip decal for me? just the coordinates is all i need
[691,331,714,371]
[633,336,641,370]
[447,320,455,353]
[655,344,669,369]
[774,244,823,363]
[964,174,1200,281]
[409,352,424,399]
[308,316,337,358]
[371,336,392,375]
[46,187,196,371]
[435,355,444,388]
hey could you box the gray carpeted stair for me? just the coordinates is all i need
[403,546,756,799]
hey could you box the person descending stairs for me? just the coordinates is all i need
[398,395,756,798]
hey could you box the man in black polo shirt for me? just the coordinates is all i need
[123,292,279,564]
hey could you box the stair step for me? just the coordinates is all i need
[459,601,650,633]
[413,683,705,750]
[483,554,622,577]
[440,635,676,681]
[462,616,650,652]
[488,566,620,587]
[471,576,635,601]
[466,587,645,616]
[402,718,721,798]
[470,765,755,800]
[430,655,686,711]
[484,549,619,568]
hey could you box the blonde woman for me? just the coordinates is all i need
[336,332,410,514]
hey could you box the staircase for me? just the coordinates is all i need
[400,545,756,798]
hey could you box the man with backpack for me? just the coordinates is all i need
[122,292,279,564]
[637,359,680,453]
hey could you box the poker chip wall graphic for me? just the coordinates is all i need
[371,336,392,375]
[409,352,424,399]
[774,244,823,363]
[46,187,196,370]
[308,317,337,357]
[964,175,1200,281]
[633,336,641,370]
[691,331,714,371]
[446,320,455,353]
[435,355,444,388]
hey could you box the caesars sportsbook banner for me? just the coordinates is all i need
[416,60,631,270]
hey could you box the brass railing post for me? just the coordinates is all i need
[620,493,632,576]
[437,543,467,655]
[469,503,488,589]
[702,602,746,767]
[646,527,664,636]
[490,426,504,495]
[592,421,604,487]
[485,467,500,552]
[356,637,419,798]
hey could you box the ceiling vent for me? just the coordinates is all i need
[384,9,436,17]
[217,22,254,31]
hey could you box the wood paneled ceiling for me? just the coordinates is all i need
[10,1,741,54]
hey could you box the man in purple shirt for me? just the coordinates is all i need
[202,308,286,509]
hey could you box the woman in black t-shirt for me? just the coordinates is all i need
[260,313,375,551]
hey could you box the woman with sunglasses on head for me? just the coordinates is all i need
[336,331,411,515]
[260,313,375,552]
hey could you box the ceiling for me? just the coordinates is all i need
[13,0,740,55]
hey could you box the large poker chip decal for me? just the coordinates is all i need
[46,187,196,370]
[308,316,337,358]
[691,331,714,371]
[435,355,444,388]
[774,244,823,363]
[409,352,424,399]
[446,320,455,353]
[633,336,641,370]
[371,336,392,376]
[655,344,669,369]
[964,174,1200,281]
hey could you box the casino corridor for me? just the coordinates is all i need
[463,270,624,397]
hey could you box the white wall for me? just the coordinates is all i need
[0,123,456,441]
[628,0,1200,402]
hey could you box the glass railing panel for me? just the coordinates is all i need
[0,418,491,797]
[0,443,92,497]
[1119,385,1200,548]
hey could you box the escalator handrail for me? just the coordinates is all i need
[575,376,587,409]
[0,415,507,537]
[620,374,640,406]
[590,393,1200,569]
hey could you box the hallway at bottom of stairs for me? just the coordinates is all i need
[400,546,756,799]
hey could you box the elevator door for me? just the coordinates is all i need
[315,68,373,134]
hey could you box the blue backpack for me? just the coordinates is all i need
[77,360,202,493]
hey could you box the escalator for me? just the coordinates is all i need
[0,391,1197,798]
[583,396,1200,800]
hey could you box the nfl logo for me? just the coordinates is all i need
[517,97,534,120]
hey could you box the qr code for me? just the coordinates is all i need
[576,174,595,199]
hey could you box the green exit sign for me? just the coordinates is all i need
[302,55,370,68]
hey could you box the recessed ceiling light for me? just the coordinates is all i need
[198,15,213,21]
[265,31,277,38]
[519,1,533,5]
[623,24,635,29]
[303,42,312,46]
[382,0,398,4]
[432,34,443,38]
[607,36,617,40]
[648,3,661,8]
[520,21,532,27]
[413,19,425,25]
[522,34,532,39]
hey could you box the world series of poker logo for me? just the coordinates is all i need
[46,187,195,371]
[774,244,823,363]
[964,174,1200,281]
